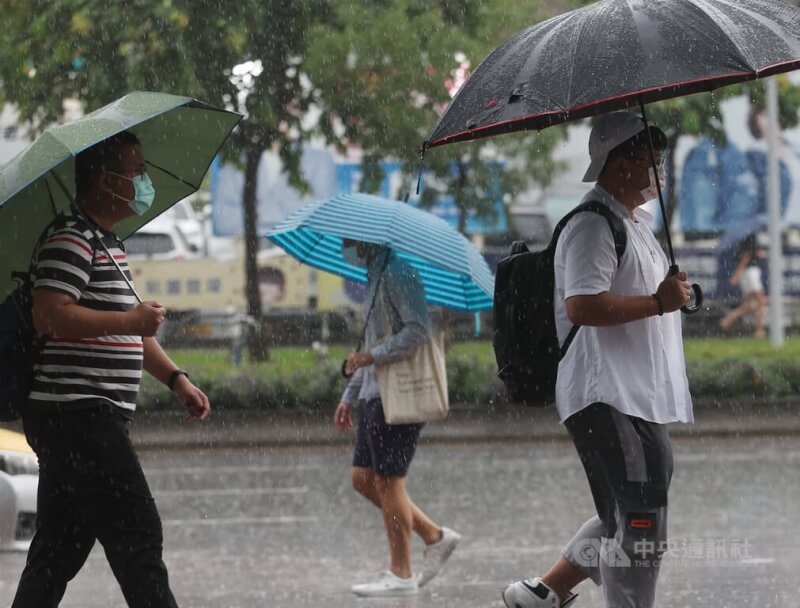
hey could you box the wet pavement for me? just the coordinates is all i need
[0,436,797,607]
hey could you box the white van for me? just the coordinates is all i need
[124,215,201,261]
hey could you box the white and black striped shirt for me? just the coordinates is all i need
[29,212,143,416]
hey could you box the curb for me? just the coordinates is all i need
[128,399,800,451]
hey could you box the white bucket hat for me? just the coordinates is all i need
[582,112,646,182]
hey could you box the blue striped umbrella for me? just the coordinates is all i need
[267,193,494,312]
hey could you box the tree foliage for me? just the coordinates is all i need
[0,0,330,360]
[305,0,567,233]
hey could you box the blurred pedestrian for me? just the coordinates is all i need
[719,233,768,337]
[333,239,460,597]
[12,132,210,608]
[501,113,693,608]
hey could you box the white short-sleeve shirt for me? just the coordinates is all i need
[553,186,693,425]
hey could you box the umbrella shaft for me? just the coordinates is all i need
[72,206,143,303]
[639,99,676,266]
[101,242,143,304]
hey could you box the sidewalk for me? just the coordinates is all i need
[129,398,800,450]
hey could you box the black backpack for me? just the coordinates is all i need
[0,220,100,421]
[0,271,40,421]
[493,201,627,406]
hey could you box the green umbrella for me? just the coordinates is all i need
[0,91,242,301]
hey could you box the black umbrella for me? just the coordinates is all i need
[424,0,800,312]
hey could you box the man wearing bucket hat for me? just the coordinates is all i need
[501,112,694,608]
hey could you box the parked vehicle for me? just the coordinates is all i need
[124,215,201,261]
[161,197,205,254]
[0,428,37,552]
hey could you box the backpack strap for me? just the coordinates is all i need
[553,200,628,360]
[550,200,626,264]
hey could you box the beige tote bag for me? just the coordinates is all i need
[376,331,449,424]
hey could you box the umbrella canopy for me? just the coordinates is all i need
[0,91,241,300]
[426,0,800,149]
[267,193,495,312]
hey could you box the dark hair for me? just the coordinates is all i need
[75,131,141,196]
[608,126,668,162]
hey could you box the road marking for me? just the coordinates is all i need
[153,486,308,497]
[145,464,320,475]
[162,515,317,526]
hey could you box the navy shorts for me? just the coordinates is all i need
[352,398,424,477]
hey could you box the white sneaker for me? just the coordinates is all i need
[418,527,462,587]
[502,577,578,608]
[351,571,419,597]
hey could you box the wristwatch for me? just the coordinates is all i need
[167,369,190,391]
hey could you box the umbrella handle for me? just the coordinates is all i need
[669,265,703,314]
[341,359,353,379]
[682,283,703,315]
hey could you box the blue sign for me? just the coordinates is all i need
[210,147,338,237]
[334,161,508,234]
[211,154,508,237]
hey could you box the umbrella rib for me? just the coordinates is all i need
[186,111,243,194]
[146,160,197,190]
[300,232,328,263]
[44,176,59,215]
[553,8,590,113]
[290,229,329,266]
[49,170,75,204]
[675,0,757,69]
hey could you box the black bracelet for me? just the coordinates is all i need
[651,293,664,316]
[167,369,190,391]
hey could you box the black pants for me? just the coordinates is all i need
[13,404,177,608]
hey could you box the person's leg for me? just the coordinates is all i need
[517,404,672,608]
[371,397,435,571]
[549,405,624,598]
[353,401,436,543]
[719,299,751,330]
[11,417,97,608]
[88,410,177,608]
[502,402,610,608]
[373,474,414,579]
[502,404,620,608]
[752,292,767,336]
[541,556,591,603]
[551,517,605,592]
[367,398,426,579]
[350,400,428,596]
[352,466,441,544]
[503,526,589,608]
[351,465,380,505]
[596,409,673,608]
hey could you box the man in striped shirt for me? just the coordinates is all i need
[12,131,210,608]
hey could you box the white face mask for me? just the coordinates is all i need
[106,170,156,215]
[640,167,665,202]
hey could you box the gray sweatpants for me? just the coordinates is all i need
[562,403,673,608]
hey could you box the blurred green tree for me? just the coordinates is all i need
[0,0,330,361]
[305,0,567,234]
